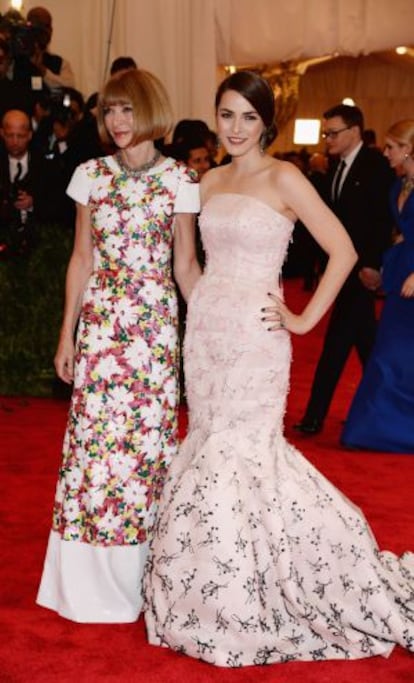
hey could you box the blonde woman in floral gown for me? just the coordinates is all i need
[37,69,201,622]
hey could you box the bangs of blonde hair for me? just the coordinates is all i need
[97,69,173,146]
[386,119,414,149]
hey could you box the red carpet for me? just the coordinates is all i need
[0,279,413,682]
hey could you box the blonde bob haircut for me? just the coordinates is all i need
[97,68,173,146]
[386,119,414,151]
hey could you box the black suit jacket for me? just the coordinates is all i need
[1,148,43,223]
[0,146,68,237]
[328,145,394,275]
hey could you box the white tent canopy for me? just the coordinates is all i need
[1,0,413,144]
[215,0,414,64]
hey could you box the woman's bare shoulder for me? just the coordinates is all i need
[268,157,305,185]
[259,158,313,221]
[200,165,229,203]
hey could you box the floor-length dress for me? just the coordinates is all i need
[37,156,198,622]
[342,179,414,453]
[144,193,414,666]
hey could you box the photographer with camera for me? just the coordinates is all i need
[0,35,32,119]
[26,7,74,92]
[0,6,74,103]
[0,11,48,115]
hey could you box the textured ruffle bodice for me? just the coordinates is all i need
[200,193,293,287]
[185,194,294,438]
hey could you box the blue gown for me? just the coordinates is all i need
[341,178,414,454]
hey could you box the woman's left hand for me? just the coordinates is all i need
[261,292,311,335]
[401,272,414,298]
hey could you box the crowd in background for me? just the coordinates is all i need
[0,4,334,271]
[2,6,413,457]
[0,16,412,664]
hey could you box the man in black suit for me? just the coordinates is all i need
[0,108,37,255]
[294,104,394,435]
[0,108,66,256]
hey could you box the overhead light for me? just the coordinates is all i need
[293,119,321,145]
[342,97,355,106]
[396,46,408,55]
[10,0,23,9]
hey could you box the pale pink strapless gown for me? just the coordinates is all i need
[144,194,414,667]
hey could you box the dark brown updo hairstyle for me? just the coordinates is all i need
[215,70,278,149]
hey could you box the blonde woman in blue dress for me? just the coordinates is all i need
[342,119,414,453]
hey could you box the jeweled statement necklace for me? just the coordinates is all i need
[401,175,414,194]
[115,149,162,178]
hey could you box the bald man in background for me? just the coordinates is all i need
[0,109,66,256]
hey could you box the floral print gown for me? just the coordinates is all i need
[144,194,414,666]
[37,156,199,623]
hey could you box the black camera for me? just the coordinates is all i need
[9,177,24,206]
[0,12,48,59]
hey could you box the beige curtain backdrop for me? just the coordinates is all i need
[215,0,414,63]
[1,0,413,147]
[1,0,218,126]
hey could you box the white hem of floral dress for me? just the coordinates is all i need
[36,530,147,623]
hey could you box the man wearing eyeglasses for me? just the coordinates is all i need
[294,104,393,436]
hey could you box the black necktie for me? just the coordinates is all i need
[14,161,23,183]
[332,159,346,202]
